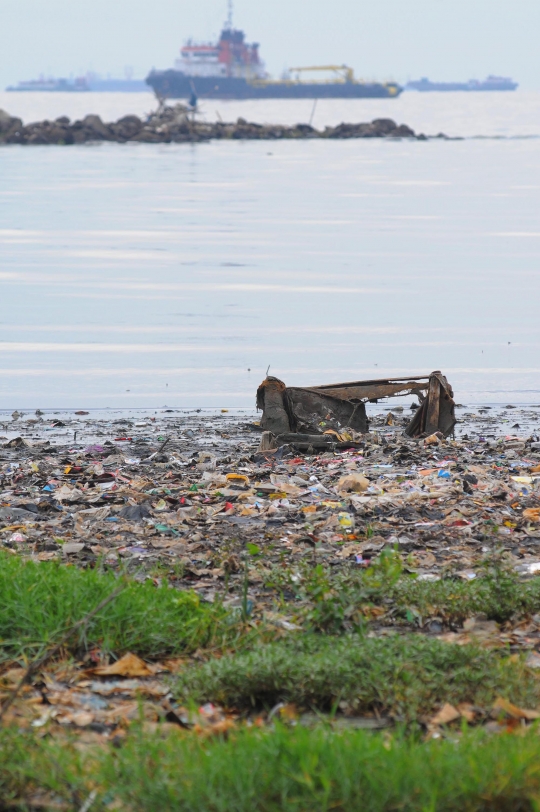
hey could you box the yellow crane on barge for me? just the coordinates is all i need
[288,65,357,83]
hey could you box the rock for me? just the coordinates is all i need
[294,123,316,134]
[80,114,112,140]
[392,124,416,137]
[0,109,23,140]
[0,109,18,133]
[0,109,12,129]
[371,118,399,135]
[111,115,143,140]
[0,104,422,146]
[71,129,88,144]
[132,128,164,143]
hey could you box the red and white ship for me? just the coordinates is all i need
[147,3,401,100]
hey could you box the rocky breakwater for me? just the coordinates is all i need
[0,104,423,146]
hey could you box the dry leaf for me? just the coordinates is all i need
[526,652,540,669]
[463,617,499,639]
[457,703,476,722]
[430,703,461,726]
[0,667,26,687]
[92,652,155,678]
[492,697,540,721]
[193,718,236,738]
[336,474,369,494]
[336,543,366,559]
[523,508,540,522]
[424,434,441,446]
[58,710,94,727]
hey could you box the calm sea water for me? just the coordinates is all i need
[1,92,540,409]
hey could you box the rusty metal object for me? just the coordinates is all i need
[256,371,455,443]
[403,371,456,438]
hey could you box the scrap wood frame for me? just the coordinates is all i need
[257,371,456,440]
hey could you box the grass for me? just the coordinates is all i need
[4,723,540,811]
[173,633,540,719]
[0,552,246,660]
[4,550,540,808]
[269,553,540,630]
[391,568,540,625]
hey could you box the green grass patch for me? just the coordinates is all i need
[4,724,540,810]
[391,569,540,625]
[0,552,244,660]
[173,633,540,719]
[270,554,540,631]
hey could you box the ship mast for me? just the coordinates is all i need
[226,0,233,29]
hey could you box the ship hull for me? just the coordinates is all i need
[146,71,401,99]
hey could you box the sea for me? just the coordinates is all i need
[1,90,540,410]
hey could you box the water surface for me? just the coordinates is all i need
[1,111,540,408]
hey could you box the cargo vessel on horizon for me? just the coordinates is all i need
[406,75,518,92]
[146,5,401,100]
[6,73,149,93]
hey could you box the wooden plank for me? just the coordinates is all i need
[424,376,441,435]
[309,374,432,390]
[303,382,429,402]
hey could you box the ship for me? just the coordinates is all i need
[406,75,518,92]
[6,73,149,93]
[6,76,89,92]
[146,5,401,100]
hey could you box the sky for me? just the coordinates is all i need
[1,0,539,88]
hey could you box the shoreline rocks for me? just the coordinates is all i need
[0,104,429,146]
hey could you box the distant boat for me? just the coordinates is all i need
[6,77,89,92]
[6,74,149,93]
[405,75,518,92]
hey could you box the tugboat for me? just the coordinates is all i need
[146,3,401,100]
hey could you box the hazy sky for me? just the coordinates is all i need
[1,0,539,88]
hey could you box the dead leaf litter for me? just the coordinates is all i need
[1,402,540,735]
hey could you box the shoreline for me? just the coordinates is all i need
[1,404,539,593]
[0,102,430,145]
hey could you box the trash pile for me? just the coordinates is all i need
[1,393,540,600]
[2,394,540,736]
[0,105,425,146]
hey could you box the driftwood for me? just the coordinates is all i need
[256,371,455,445]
